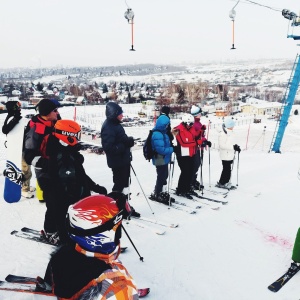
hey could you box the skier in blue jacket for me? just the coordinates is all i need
[149,114,174,204]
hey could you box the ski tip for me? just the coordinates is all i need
[10,230,18,235]
[267,285,277,292]
[138,287,150,297]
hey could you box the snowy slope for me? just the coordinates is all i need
[0,105,300,300]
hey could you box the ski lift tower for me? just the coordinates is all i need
[269,10,300,153]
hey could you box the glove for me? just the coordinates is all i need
[201,125,206,131]
[34,157,49,171]
[233,144,241,153]
[93,184,107,195]
[74,152,84,164]
[108,191,131,219]
[126,136,135,148]
[201,140,207,147]
[206,141,212,148]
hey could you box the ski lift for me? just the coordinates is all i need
[124,8,136,51]
[229,0,240,49]
[282,9,300,40]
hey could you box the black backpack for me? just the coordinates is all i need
[143,130,159,161]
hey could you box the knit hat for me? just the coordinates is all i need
[191,105,202,117]
[161,106,170,116]
[224,118,235,128]
[36,99,57,116]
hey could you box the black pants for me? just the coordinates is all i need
[112,164,131,192]
[192,149,203,185]
[219,160,233,185]
[155,164,169,194]
[176,155,195,193]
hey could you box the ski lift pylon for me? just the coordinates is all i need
[229,0,240,50]
[124,7,136,51]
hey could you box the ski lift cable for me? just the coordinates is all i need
[229,0,287,14]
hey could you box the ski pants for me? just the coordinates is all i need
[112,164,131,193]
[38,177,57,234]
[192,149,203,186]
[176,155,195,193]
[219,160,233,185]
[154,164,169,194]
[21,157,32,192]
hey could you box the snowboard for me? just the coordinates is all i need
[3,118,27,203]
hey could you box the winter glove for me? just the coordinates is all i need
[74,152,84,164]
[33,157,49,171]
[108,191,132,219]
[201,125,206,131]
[206,141,212,147]
[93,184,107,195]
[233,144,241,153]
[126,136,135,148]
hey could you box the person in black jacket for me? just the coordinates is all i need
[101,102,140,218]
[41,119,107,244]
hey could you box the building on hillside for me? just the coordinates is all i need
[240,98,281,116]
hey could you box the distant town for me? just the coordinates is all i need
[0,58,298,119]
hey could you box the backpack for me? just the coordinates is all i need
[56,152,84,202]
[143,130,158,161]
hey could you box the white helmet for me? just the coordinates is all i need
[191,105,202,117]
[182,113,194,125]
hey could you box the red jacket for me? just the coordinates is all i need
[174,123,197,157]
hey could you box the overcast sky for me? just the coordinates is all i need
[0,0,299,68]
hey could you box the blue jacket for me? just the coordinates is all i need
[151,115,173,165]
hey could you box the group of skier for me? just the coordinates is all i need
[148,104,241,205]
[1,98,244,299]
[2,99,140,299]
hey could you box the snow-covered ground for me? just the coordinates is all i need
[0,104,300,299]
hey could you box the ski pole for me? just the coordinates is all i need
[199,149,204,195]
[236,151,240,187]
[229,151,236,186]
[167,154,176,206]
[130,164,155,215]
[208,146,211,188]
[121,224,144,262]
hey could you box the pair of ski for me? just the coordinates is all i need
[126,218,166,235]
[267,262,300,292]
[149,195,197,214]
[11,227,130,252]
[0,274,150,298]
[171,189,228,205]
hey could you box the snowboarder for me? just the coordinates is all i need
[43,193,139,299]
[149,114,174,204]
[216,117,240,189]
[101,102,140,218]
[39,119,107,244]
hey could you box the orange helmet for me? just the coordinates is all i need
[54,120,81,146]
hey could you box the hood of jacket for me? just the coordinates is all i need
[154,115,169,133]
[105,102,123,120]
